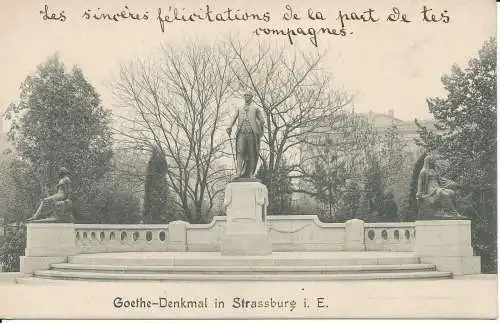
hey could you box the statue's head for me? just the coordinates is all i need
[243,91,253,104]
[59,167,71,178]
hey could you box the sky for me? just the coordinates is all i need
[0,0,495,132]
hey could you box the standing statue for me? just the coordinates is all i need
[27,167,74,223]
[416,154,466,220]
[226,92,265,180]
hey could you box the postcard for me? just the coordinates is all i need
[0,0,497,319]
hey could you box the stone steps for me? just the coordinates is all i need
[67,251,421,267]
[33,269,452,281]
[30,251,453,281]
[49,263,438,274]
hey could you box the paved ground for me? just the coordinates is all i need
[0,274,497,319]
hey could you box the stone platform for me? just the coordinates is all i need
[31,251,452,281]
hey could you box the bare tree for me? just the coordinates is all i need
[298,116,415,221]
[293,111,378,218]
[112,37,359,218]
[111,42,234,223]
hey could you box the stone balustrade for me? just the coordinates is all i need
[75,224,170,253]
[364,222,416,252]
[67,217,418,254]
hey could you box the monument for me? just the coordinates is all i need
[414,154,479,274]
[222,91,271,255]
[21,167,76,274]
[416,154,467,220]
[27,167,74,223]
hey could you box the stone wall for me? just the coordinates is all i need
[21,217,481,275]
[267,215,345,251]
[71,215,415,254]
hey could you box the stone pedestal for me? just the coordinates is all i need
[167,220,188,251]
[344,219,365,251]
[221,181,272,256]
[415,220,481,275]
[21,223,76,274]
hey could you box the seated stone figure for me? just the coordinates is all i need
[416,155,466,220]
[27,167,74,223]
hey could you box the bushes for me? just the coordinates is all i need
[0,227,26,272]
[77,175,142,224]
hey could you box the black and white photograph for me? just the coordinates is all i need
[0,0,497,319]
